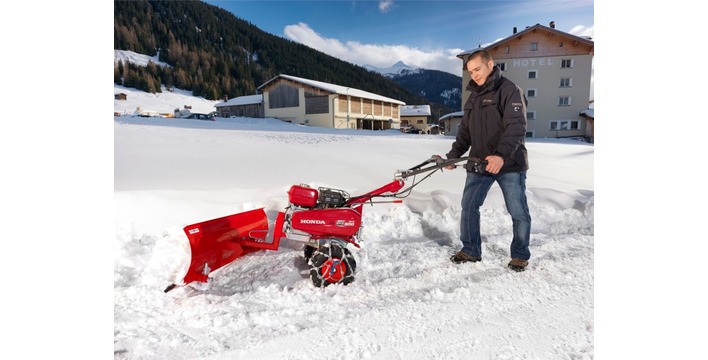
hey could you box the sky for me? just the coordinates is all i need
[204,0,594,76]
[113,84,599,359]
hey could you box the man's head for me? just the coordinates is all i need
[465,50,495,86]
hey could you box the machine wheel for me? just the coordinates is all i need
[308,242,356,287]
[303,245,315,262]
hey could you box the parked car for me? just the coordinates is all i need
[180,113,215,121]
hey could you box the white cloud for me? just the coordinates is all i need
[378,0,394,13]
[569,25,594,39]
[283,22,464,76]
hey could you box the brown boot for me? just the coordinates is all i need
[508,258,528,272]
[450,251,481,264]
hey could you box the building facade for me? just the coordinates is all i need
[457,22,594,139]
[400,105,431,132]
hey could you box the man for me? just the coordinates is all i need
[443,49,531,272]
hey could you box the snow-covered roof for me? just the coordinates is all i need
[258,74,406,105]
[579,109,594,119]
[400,105,431,116]
[215,94,263,107]
[439,111,464,120]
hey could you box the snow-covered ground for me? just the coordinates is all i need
[111,85,596,359]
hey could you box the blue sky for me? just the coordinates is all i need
[204,0,594,76]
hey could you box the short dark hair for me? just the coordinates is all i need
[464,49,493,68]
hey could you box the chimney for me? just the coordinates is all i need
[550,21,555,29]
[513,27,517,34]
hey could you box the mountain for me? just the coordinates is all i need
[114,0,456,120]
[389,68,462,111]
[363,61,418,76]
[365,61,462,111]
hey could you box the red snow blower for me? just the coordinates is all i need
[164,156,471,292]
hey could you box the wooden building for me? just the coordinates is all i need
[257,74,405,130]
[215,94,264,118]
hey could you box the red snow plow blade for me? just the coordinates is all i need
[171,208,283,290]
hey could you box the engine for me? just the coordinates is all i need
[287,184,349,209]
[285,184,362,239]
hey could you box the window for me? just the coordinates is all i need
[497,62,506,71]
[530,42,538,51]
[525,131,534,138]
[558,96,571,106]
[527,111,536,120]
[550,120,580,131]
[526,88,537,98]
[560,78,572,87]
[528,70,537,79]
[561,59,573,68]
[505,46,510,54]
[559,42,564,47]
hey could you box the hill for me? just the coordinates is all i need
[388,68,462,111]
[114,0,456,120]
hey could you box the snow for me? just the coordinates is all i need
[115,49,170,68]
[364,60,419,77]
[111,85,597,359]
[401,105,432,116]
[215,94,263,107]
[114,84,220,116]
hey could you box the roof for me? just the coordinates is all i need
[257,74,406,105]
[215,94,263,107]
[579,109,594,119]
[439,111,464,121]
[457,23,594,59]
[400,105,431,116]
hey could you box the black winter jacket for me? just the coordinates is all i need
[446,66,529,173]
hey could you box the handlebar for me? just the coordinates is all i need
[395,156,469,179]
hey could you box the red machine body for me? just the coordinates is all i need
[290,207,363,238]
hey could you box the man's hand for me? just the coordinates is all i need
[484,155,503,174]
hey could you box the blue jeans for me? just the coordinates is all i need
[459,171,531,260]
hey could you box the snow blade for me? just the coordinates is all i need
[180,208,271,285]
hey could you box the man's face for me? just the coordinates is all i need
[466,56,494,86]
